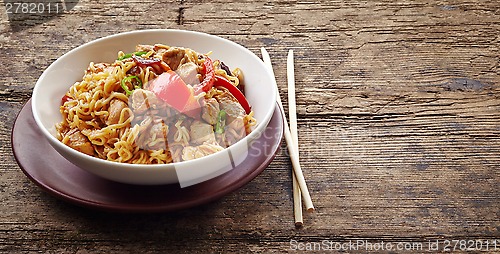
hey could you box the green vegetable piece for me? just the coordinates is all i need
[117,51,148,61]
[120,75,142,96]
[215,110,227,134]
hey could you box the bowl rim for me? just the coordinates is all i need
[31,29,277,170]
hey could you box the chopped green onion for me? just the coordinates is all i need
[120,75,142,96]
[215,110,227,134]
[117,51,148,61]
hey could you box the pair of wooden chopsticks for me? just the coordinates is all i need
[261,48,314,227]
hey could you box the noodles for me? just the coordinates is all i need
[56,44,256,164]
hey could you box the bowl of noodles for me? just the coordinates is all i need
[31,29,277,186]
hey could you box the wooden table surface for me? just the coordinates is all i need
[1,0,498,253]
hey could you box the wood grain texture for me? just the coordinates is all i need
[0,0,498,253]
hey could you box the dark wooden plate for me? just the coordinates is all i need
[11,99,283,212]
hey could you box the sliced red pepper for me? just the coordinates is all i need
[193,56,215,95]
[147,71,201,119]
[214,76,251,114]
[132,55,170,74]
[132,55,161,66]
[61,94,72,105]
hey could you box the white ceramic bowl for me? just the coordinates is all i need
[32,29,276,186]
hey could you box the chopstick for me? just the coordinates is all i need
[287,50,304,227]
[292,169,303,226]
[287,50,298,160]
[261,47,315,215]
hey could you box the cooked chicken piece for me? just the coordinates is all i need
[161,47,186,70]
[135,44,154,52]
[201,98,220,125]
[190,120,216,145]
[153,44,170,50]
[227,115,245,134]
[175,62,200,85]
[81,128,111,145]
[212,90,247,146]
[66,130,94,156]
[55,123,69,140]
[95,146,106,159]
[106,99,129,125]
[215,90,245,122]
[146,122,169,150]
[181,143,225,161]
[86,62,114,75]
[224,115,246,146]
[130,89,159,114]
